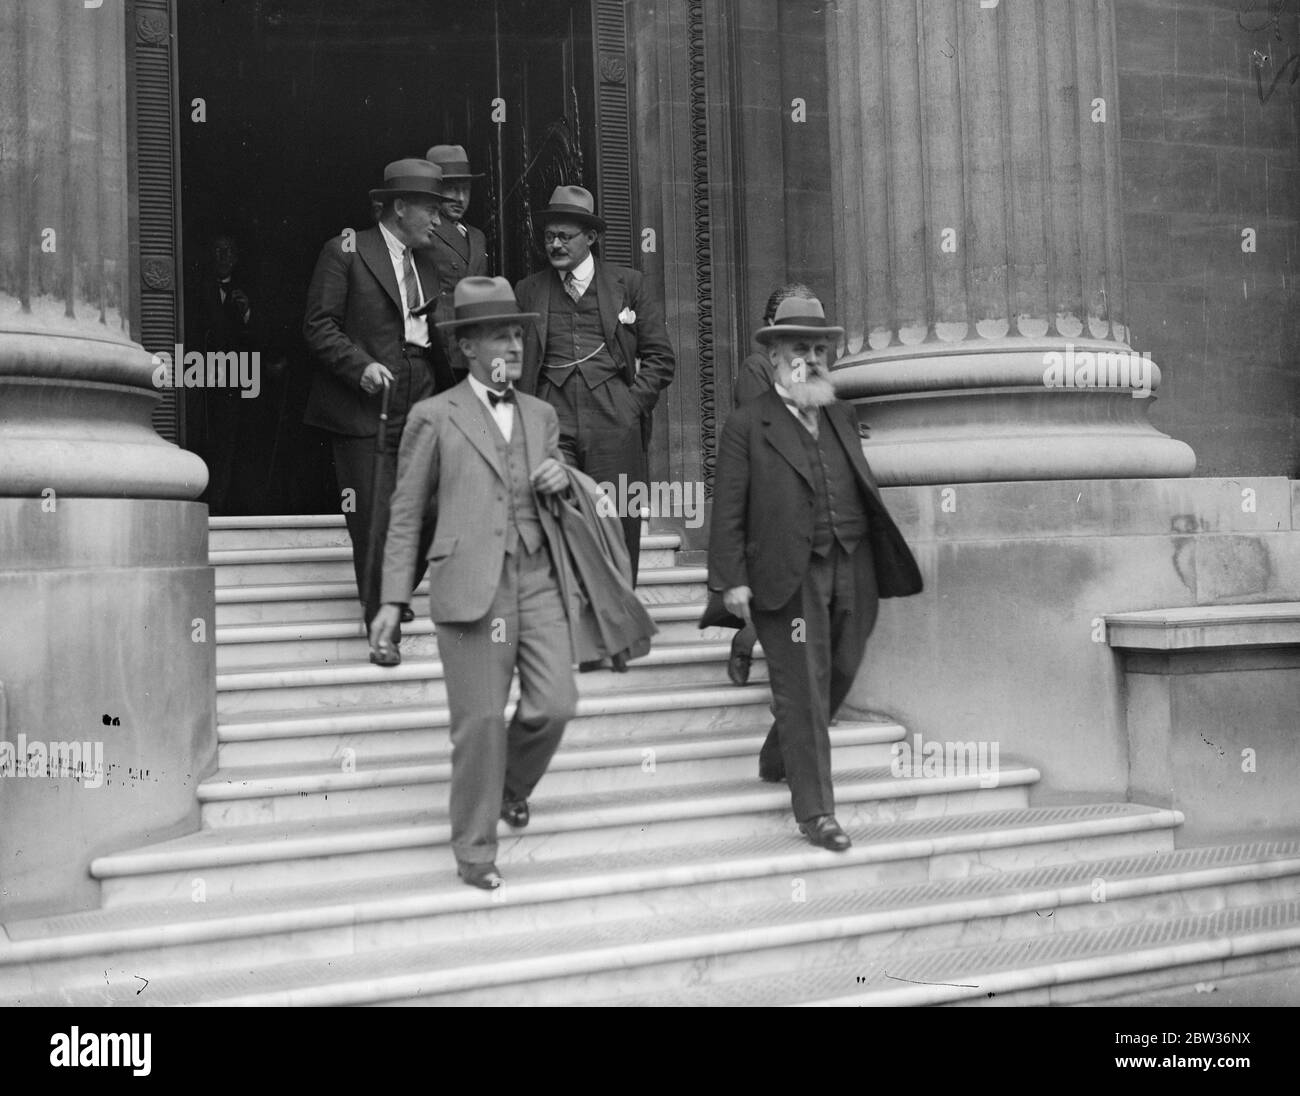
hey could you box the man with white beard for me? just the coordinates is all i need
[707,295,922,851]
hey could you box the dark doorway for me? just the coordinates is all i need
[177,0,597,515]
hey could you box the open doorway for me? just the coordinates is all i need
[177,0,597,515]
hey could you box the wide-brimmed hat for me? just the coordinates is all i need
[428,276,540,329]
[425,144,484,180]
[369,158,451,202]
[535,185,605,233]
[753,295,845,344]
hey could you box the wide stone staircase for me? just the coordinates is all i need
[3,515,1300,1006]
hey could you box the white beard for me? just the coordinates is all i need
[786,373,836,410]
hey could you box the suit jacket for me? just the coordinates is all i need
[423,220,489,329]
[547,465,656,664]
[733,350,775,406]
[514,258,676,418]
[302,225,450,437]
[708,387,923,611]
[380,379,565,623]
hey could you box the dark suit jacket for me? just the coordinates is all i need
[514,259,676,418]
[733,351,775,406]
[423,220,489,330]
[302,225,449,437]
[708,387,923,611]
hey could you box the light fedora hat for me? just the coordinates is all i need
[753,294,845,345]
[369,158,451,202]
[432,276,541,329]
[536,184,606,233]
[425,144,484,180]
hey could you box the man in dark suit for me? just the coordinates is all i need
[371,277,577,890]
[514,185,676,583]
[423,144,490,379]
[708,295,923,852]
[303,158,458,659]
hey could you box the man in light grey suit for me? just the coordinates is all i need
[371,277,577,890]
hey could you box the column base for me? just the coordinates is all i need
[835,340,1197,486]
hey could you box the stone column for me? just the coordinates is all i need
[0,0,213,921]
[826,0,1195,485]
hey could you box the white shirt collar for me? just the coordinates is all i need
[563,253,596,291]
[378,220,406,259]
[467,373,513,404]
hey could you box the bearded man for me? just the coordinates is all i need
[706,294,922,852]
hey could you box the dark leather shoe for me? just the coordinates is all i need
[799,815,852,852]
[400,605,415,623]
[727,638,753,686]
[758,762,786,783]
[457,861,503,889]
[578,659,605,672]
[369,643,401,667]
[500,797,530,828]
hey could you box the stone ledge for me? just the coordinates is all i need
[1105,602,1300,651]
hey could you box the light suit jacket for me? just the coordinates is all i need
[380,379,564,622]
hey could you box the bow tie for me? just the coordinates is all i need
[486,387,515,408]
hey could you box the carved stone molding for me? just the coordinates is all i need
[598,53,626,84]
[135,11,169,47]
[686,0,716,495]
[140,257,173,291]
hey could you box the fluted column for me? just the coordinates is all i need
[0,0,205,498]
[826,0,1194,484]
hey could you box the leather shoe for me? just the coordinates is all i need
[369,643,401,667]
[578,659,605,673]
[457,861,503,889]
[758,762,786,783]
[799,815,852,852]
[727,637,753,686]
[500,797,530,828]
[400,605,415,623]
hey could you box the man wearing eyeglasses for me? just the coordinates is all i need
[514,185,677,583]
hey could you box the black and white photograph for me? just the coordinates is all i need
[0,0,1298,1043]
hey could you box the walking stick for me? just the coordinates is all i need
[363,379,393,656]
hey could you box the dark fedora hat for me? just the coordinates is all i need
[536,184,605,233]
[369,158,451,202]
[753,294,845,345]
[430,276,540,329]
[425,144,484,180]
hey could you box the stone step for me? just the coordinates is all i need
[88,764,1041,905]
[215,604,735,670]
[214,566,709,626]
[210,538,681,586]
[0,804,1193,1001]
[600,894,1300,1008]
[215,684,781,767]
[208,514,654,551]
[215,641,767,717]
[198,722,902,826]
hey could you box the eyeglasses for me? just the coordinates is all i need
[543,230,583,244]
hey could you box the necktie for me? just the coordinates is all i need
[487,387,515,408]
[781,396,819,437]
[456,223,468,238]
[563,271,581,302]
[402,248,422,315]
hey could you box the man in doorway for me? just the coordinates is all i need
[707,294,923,852]
[371,276,577,890]
[303,158,458,661]
[514,185,676,584]
[423,144,490,379]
